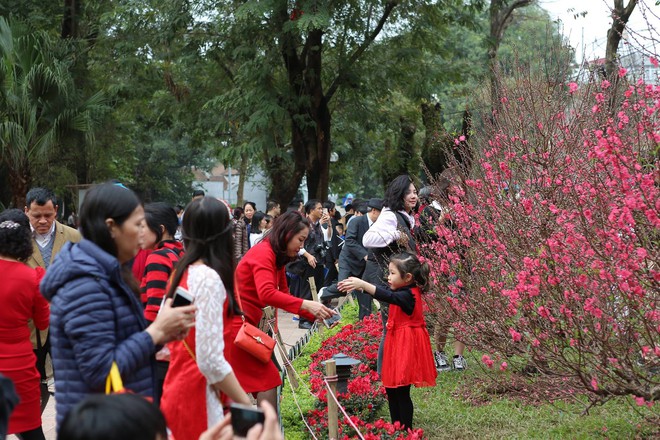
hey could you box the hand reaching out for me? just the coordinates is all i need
[337,277,375,295]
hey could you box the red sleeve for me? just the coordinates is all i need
[33,268,50,330]
[251,247,315,322]
[132,249,152,283]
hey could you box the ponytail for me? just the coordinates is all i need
[389,252,431,291]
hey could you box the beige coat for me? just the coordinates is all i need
[27,220,81,269]
[28,220,81,364]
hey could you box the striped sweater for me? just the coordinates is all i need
[140,240,184,322]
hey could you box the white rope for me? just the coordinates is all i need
[270,321,368,440]
[323,378,367,440]
[270,322,319,439]
[280,356,320,440]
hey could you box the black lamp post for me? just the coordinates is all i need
[322,353,361,394]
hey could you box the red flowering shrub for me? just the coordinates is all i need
[307,408,425,439]
[422,67,659,406]
[304,314,423,438]
[307,315,386,420]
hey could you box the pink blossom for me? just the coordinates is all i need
[481,354,494,368]
[568,82,578,94]
[618,67,628,77]
[635,396,646,406]
[591,377,599,391]
[651,56,659,67]
[500,362,508,371]
[509,328,522,343]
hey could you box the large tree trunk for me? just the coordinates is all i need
[488,0,533,110]
[236,152,248,206]
[605,0,638,78]
[8,158,31,208]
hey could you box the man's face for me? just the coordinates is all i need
[26,201,58,235]
[308,203,323,221]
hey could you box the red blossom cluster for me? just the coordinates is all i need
[421,67,659,405]
[304,315,424,438]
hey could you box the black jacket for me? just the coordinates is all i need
[338,215,370,277]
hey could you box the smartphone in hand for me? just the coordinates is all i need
[171,286,194,308]
[323,311,342,329]
[230,403,265,437]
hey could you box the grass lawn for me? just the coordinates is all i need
[281,302,659,439]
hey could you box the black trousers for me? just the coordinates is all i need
[385,385,413,430]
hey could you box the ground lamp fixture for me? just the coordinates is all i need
[322,353,361,394]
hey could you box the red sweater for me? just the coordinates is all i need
[140,241,184,322]
[233,240,314,327]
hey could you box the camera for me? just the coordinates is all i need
[313,242,328,260]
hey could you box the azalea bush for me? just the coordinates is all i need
[421,65,659,408]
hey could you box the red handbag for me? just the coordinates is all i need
[233,289,275,363]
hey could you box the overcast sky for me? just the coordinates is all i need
[539,0,659,62]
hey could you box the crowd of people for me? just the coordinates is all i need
[0,175,466,439]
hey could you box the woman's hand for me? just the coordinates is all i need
[304,252,317,268]
[301,300,336,321]
[198,401,283,440]
[246,401,283,440]
[146,298,196,346]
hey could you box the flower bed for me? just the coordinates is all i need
[282,307,425,439]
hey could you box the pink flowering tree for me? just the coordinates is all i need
[421,65,659,407]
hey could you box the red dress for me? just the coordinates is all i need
[228,240,315,393]
[381,286,437,388]
[0,260,49,433]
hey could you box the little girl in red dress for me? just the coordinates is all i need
[338,252,437,430]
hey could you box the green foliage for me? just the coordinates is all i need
[0,17,107,207]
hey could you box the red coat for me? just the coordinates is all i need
[0,261,49,433]
[228,240,314,393]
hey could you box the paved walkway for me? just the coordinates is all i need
[10,310,310,440]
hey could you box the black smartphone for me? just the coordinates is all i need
[230,403,265,437]
[171,286,193,308]
[323,311,342,329]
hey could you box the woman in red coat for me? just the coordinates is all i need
[229,211,336,411]
[0,209,50,440]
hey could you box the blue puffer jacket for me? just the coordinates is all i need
[40,240,156,428]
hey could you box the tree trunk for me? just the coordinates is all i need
[236,152,248,207]
[488,0,533,111]
[61,0,78,39]
[605,0,638,78]
[8,158,31,208]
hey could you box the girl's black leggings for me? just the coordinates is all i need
[17,427,46,440]
[385,385,413,430]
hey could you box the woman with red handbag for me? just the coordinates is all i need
[229,211,336,412]
[160,197,251,440]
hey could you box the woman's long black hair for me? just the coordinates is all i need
[383,174,416,212]
[250,211,266,234]
[166,197,240,315]
[79,183,141,258]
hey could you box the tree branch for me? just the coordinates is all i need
[325,1,398,101]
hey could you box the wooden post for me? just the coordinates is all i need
[309,276,325,334]
[325,359,339,440]
[309,276,319,302]
[263,307,298,389]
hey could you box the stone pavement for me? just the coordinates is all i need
[11,310,311,440]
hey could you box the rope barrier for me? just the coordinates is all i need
[323,378,366,440]
[281,360,320,440]
[273,302,367,440]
